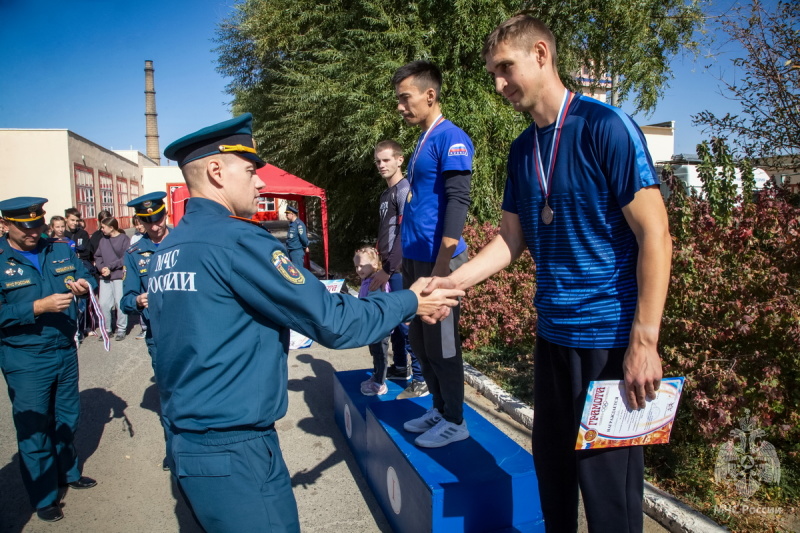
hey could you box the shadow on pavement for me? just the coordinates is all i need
[288,352,391,532]
[0,452,31,532]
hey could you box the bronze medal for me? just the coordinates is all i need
[541,203,554,225]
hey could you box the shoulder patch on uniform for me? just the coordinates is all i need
[272,250,305,285]
[48,238,71,244]
[127,245,140,253]
[447,143,469,157]
[229,215,264,227]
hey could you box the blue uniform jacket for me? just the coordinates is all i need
[120,233,158,322]
[0,237,96,350]
[286,219,309,251]
[148,198,418,432]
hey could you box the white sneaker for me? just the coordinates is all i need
[403,408,442,433]
[361,380,388,396]
[360,375,377,394]
[414,418,469,448]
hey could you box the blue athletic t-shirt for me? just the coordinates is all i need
[502,94,659,349]
[402,119,474,262]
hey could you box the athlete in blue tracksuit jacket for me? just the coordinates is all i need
[149,113,460,532]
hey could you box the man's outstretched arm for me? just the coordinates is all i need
[422,210,528,323]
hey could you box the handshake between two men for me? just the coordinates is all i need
[406,276,462,323]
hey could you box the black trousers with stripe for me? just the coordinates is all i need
[402,251,468,424]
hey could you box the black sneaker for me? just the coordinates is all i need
[386,365,412,381]
[397,380,429,399]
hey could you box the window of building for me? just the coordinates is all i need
[257,197,276,212]
[99,172,114,215]
[130,180,140,199]
[117,177,129,227]
[74,164,96,221]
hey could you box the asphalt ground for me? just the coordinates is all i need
[0,328,667,532]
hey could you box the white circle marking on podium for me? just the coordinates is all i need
[344,403,352,439]
[387,466,402,514]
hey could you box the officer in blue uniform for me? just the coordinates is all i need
[284,205,309,266]
[120,191,170,367]
[120,191,171,469]
[0,197,98,523]
[149,113,462,532]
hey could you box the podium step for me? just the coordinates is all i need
[334,370,544,532]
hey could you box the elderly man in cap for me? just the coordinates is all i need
[284,204,309,267]
[148,113,463,532]
[0,197,98,522]
[120,191,171,469]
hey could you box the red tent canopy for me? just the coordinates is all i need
[256,163,329,278]
[168,163,329,277]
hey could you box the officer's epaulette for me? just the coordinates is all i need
[127,244,140,253]
[229,215,265,228]
[48,238,71,245]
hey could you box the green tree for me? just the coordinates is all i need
[216,0,701,269]
[693,0,800,168]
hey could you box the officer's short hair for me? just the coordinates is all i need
[374,140,403,158]
[392,60,442,102]
[483,14,558,68]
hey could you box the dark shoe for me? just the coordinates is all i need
[67,476,97,489]
[115,332,125,341]
[397,380,429,399]
[162,457,170,471]
[386,365,411,381]
[36,504,64,522]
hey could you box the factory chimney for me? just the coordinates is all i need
[144,60,161,165]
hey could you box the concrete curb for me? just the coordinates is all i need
[462,362,729,533]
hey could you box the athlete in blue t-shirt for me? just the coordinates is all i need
[425,16,672,532]
[392,61,474,448]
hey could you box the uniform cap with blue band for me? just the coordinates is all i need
[285,206,298,215]
[163,113,266,169]
[128,191,168,223]
[0,196,48,229]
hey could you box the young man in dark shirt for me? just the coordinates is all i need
[372,140,428,397]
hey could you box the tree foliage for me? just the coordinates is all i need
[216,0,700,268]
[693,0,800,167]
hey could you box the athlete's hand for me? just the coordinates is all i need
[622,333,663,410]
[410,277,463,318]
[419,277,459,324]
[369,269,391,292]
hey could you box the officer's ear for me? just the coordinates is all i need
[206,158,225,189]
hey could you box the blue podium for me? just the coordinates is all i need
[333,370,545,532]
[332,369,408,471]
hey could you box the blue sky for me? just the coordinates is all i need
[0,0,755,161]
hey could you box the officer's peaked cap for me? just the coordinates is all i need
[285,205,299,215]
[163,113,266,169]
[0,196,48,229]
[128,191,168,223]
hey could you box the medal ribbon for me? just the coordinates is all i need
[408,114,445,185]
[532,89,574,201]
[87,289,111,351]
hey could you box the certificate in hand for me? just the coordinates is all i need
[575,377,685,450]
